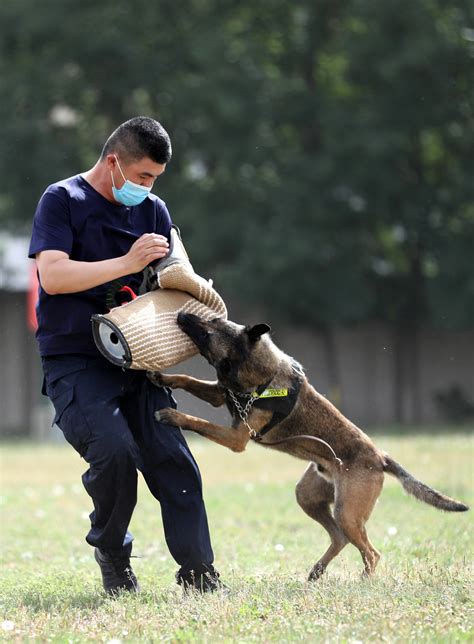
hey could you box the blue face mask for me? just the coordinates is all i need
[111,156,152,206]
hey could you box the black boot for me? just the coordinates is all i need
[94,545,140,595]
[176,564,228,594]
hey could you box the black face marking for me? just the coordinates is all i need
[218,358,232,376]
[214,340,245,383]
[177,313,275,391]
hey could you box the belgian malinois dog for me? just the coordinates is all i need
[149,312,468,580]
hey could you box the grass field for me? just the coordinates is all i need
[1,430,473,642]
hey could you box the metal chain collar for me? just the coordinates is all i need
[226,389,258,438]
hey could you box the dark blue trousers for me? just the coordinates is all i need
[42,354,214,575]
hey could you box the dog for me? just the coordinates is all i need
[148,312,468,580]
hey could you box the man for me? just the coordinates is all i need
[29,116,223,595]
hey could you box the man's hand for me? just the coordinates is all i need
[36,233,169,295]
[124,234,169,274]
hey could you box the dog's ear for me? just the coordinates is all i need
[246,323,271,342]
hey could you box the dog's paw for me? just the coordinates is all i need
[147,371,166,387]
[308,563,325,582]
[155,407,181,426]
[147,371,179,389]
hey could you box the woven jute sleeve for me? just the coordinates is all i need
[94,261,227,371]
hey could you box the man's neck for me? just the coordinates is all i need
[82,161,117,203]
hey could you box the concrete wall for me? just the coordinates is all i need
[1,291,473,437]
[0,291,43,436]
[275,321,474,426]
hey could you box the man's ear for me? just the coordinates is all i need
[246,323,271,342]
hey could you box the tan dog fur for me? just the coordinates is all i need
[149,313,468,580]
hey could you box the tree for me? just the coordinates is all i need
[0,0,472,349]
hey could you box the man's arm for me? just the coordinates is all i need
[37,233,169,295]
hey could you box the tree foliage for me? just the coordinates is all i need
[1,0,473,328]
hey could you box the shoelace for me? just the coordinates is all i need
[108,553,140,576]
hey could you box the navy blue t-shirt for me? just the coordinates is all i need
[28,174,172,357]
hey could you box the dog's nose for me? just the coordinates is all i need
[178,312,201,327]
[177,311,198,328]
[177,312,187,326]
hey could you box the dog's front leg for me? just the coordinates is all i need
[155,408,250,452]
[147,372,225,407]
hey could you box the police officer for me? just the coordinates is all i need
[29,116,223,594]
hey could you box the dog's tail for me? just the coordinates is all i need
[383,454,468,512]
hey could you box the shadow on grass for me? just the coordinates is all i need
[19,587,142,611]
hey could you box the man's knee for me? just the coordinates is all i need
[89,431,139,471]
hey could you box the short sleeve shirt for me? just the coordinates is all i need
[28,174,172,357]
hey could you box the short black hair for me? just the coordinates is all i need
[100,116,172,164]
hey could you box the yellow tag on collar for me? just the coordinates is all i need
[253,388,289,398]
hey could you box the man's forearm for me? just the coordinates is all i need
[39,256,131,295]
[37,233,169,294]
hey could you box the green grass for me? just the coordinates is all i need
[1,431,473,642]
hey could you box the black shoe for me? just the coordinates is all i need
[94,546,140,595]
[176,564,229,594]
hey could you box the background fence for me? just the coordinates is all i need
[1,289,472,437]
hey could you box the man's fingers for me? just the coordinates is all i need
[126,233,169,271]
[145,247,169,263]
[145,241,169,254]
[140,233,169,244]
[141,237,169,251]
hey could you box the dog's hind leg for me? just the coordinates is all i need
[333,470,383,576]
[295,463,348,581]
